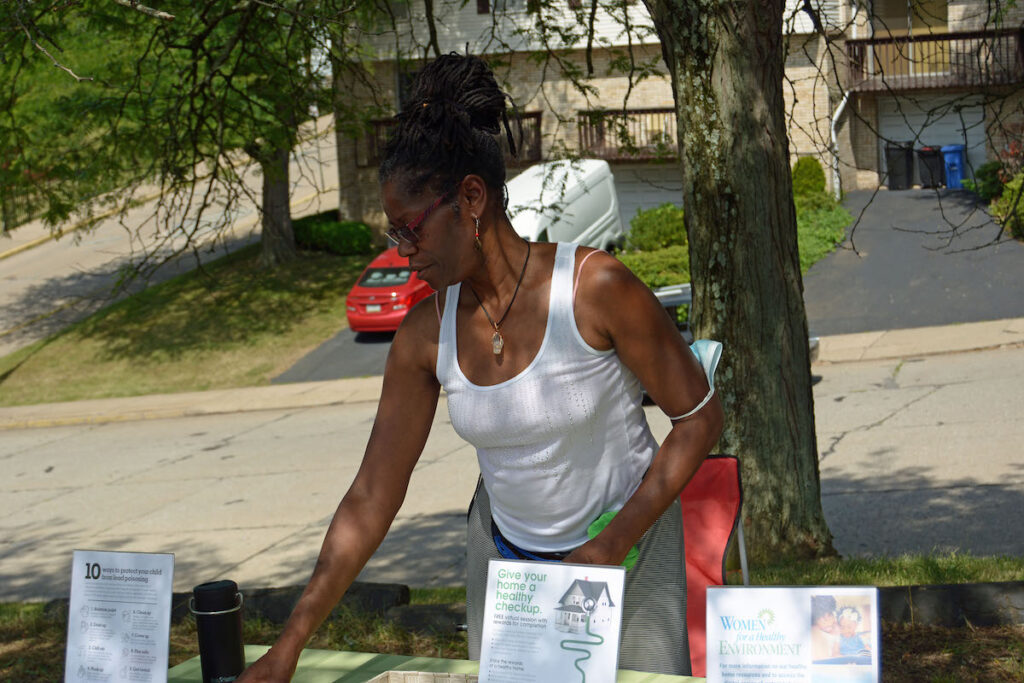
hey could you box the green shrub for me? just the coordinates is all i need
[962,160,1006,201]
[792,156,826,197]
[794,189,838,215]
[627,203,686,251]
[617,244,690,289]
[293,213,373,256]
[991,171,1024,240]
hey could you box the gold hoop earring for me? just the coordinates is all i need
[473,216,482,250]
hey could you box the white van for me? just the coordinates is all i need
[505,159,625,250]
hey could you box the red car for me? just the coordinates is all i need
[345,247,434,332]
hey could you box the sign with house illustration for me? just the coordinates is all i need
[479,559,625,683]
[554,578,615,634]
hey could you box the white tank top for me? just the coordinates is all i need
[437,242,658,552]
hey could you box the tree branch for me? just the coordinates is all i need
[112,0,175,22]
[17,21,93,81]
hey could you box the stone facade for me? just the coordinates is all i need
[784,34,843,191]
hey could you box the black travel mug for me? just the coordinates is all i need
[191,580,245,683]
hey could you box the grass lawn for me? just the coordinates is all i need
[0,245,371,406]
[795,203,850,273]
[3,554,1022,681]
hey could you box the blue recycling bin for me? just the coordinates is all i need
[941,145,966,189]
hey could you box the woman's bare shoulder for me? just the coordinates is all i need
[389,292,442,375]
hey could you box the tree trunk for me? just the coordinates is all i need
[331,51,366,224]
[335,128,364,223]
[645,0,834,561]
[259,144,296,268]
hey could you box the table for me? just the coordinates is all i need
[167,645,704,682]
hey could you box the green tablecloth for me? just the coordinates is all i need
[167,645,703,682]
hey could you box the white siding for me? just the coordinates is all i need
[365,0,660,58]
[610,163,684,231]
[782,0,843,35]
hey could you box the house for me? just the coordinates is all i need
[804,0,1022,193]
[554,578,615,633]
[346,0,1024,230]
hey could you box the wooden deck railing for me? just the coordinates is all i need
[357,112,543,168]
[577,108,678,161]
[846,28,1024,92]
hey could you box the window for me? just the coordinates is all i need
[359,268,413,288]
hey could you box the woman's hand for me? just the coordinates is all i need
[235,647,297,682]
[562,534,626,567]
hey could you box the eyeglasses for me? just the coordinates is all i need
[386,191,451,245]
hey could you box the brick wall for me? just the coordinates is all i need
[849,95,881,188]
[950,0,1024,31]
[784,34,844,192]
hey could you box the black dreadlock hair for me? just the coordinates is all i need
[379,53,519,206]
[811,595,838,624]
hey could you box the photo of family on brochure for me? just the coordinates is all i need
[811,593,875,667]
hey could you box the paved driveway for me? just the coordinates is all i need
[803,189,1024,336]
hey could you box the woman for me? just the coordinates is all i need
[811,595,840,661]
[239,53,722,680]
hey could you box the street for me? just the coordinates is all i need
[0,117,340,359]
[2,344,1022,601]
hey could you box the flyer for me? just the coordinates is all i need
[706,586,880,683]
[64,550,174,683]
[479,559,625,683]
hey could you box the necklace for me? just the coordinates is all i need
[467,241,531,355]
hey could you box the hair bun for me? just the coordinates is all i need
[404,54,505,135]
[380,53,518,199]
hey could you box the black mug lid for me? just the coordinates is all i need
[193,579,238,612]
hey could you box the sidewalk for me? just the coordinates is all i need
[2,317,1023,431]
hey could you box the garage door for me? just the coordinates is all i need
[878,95,987,186]
[610,163,684,231]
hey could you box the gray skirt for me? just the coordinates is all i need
[465,481,690,675]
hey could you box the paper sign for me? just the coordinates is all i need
[479,559,625,683]
[707,586,880,683]
[64,550,174,683]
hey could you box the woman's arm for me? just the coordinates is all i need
[238,302,442,681]
[564,251,724,567]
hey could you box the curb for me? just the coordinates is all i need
[0,116,339,264]
[43,581,412,626]
[39,580,1024,629]
[878,581,1024,627]
[0,376,384,431]
[814,317,1024,364]
[0,188,165,263]
[1,320,1022,432]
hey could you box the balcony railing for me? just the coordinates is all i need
[846,29,1024,92]
[356,112,543,168]
[577,108,678,161]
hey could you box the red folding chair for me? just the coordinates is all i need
[680,454,748,677]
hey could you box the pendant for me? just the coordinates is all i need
[491,331,504,355]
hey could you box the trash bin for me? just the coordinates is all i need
[941,144,966,189]
[885,141,914,190]
[917,146,944,188]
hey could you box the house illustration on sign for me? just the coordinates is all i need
[555,579,615,633]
